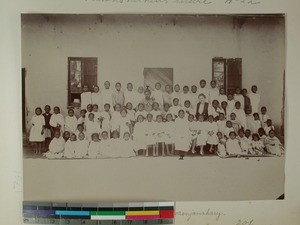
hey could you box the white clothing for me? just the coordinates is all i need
[124,90,139,108]
[50,113,65,133]
[264,126,275,135]
[133,121,147,149]
[227,100,236,115]
[253,120,262,133]
[224,127,235,139]
[29,115,45,142]
[183,107,195,116]
[144,121,156,145]
[249,92,260,113]
[85,119,101,139]
[88,141,101,158]
[77,116,86,125]
[111,111,122,131]
[64,140,76,158]
[154,122,166,143]
[232,108,247,129]
[198,87,209,102]
[234,94,244,109]
[65,116,78,134]
[206,121,219,145]
[217,120,226,134]
[218,95,228,105]
[169,105,183,118]
[119,116,131,138]
[246,115,257,134]
[196,121,208,146]
[135,110,148,120]
[180,92,191,107]
[190,93,199,109]
[100,139,114,158]
[237,136,251,154]
[226,139,242,155]
[81,92,92,110]
[174,117,190,151]
[251,140,264,151]
[259,114,270,128]
[99,110,111,132]
[74,139,89,158]
[102,89,113,108]
[164,121,176,144]
[162,92,172,106]
[45,137,65,159]
[209,88,220,103]
[171,92,181,105]
[119,139,135,157]
[150,110,162,120]
[91,92,103,110]
[152,90,164,106]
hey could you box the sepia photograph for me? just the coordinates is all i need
[21,13,285,201]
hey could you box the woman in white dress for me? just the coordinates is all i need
[174,110,190,160]
[29,107,45,154]
[64,109,78,134]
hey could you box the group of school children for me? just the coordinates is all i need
[28,79,284,160]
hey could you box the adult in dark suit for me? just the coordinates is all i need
[195,94,212,121]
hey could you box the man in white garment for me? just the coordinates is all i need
[249,85,261,114]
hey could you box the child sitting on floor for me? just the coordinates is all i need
[216,132,227,158]
[251,133,265,155]
[264,130,284,156]
[74,132,89,158]
[226,131,242,157]
[43,129,65,159]
[64,133,77,158]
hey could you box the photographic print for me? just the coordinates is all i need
[22,14,285,201]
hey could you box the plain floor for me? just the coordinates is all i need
[23,155,285,202]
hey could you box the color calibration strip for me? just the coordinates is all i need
[23,202,174,224]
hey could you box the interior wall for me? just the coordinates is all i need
[21,14,285,127]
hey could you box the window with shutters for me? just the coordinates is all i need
[68,57,97,107]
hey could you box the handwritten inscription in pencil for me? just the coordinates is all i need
[84,0,262,4]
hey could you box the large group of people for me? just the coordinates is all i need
[28,79,284,160]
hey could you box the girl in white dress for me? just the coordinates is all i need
[99,103,112,137]
[211,100,223,120]
[226,131,242,156]
[99,131,112,158]
[224,120,235,140]
[110,103,122,132]
[151,82,164,107]
[233,88,244,110]
[218,88,227,106]
[171,84,181,106]
[174,110,190,160]
[226,94,236,116]
[29,107,45,154]
[253,113,262,133]
[135,103,148,121]
[151,102,162,121]
[183,100,195,116]
[64,133,76,158]
[164,113,175,155]
[216,132,227,158]
[102,81,113,109]
[196,115,208,155]
[92,104,101,122]
[88,133,101,158]
[264,119,275,136]
[264,130,284,156]
[125,102,135,123]
[251,133,265,155]
[74,124,86,139]
[169,98,183,119]
[206,115,219,153]
[180,86,191,107]
[119,132,136,158]
[154,115,166,156]
[85,113,101,141]
[249,85,260,114]
[77,109,87,126]
[118,109,131,138]
[64,109,78,134]
[259,106,270,128]
[132,115,147,155]
[74,132,89,158]
[49,106,65,134]
[188,114,198,154]
[237,129,251,155]
[43,130,65,159]
[145,114,156,157]
[232,101,247,129]
[229,112,241,135]
[217,113,226,135]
